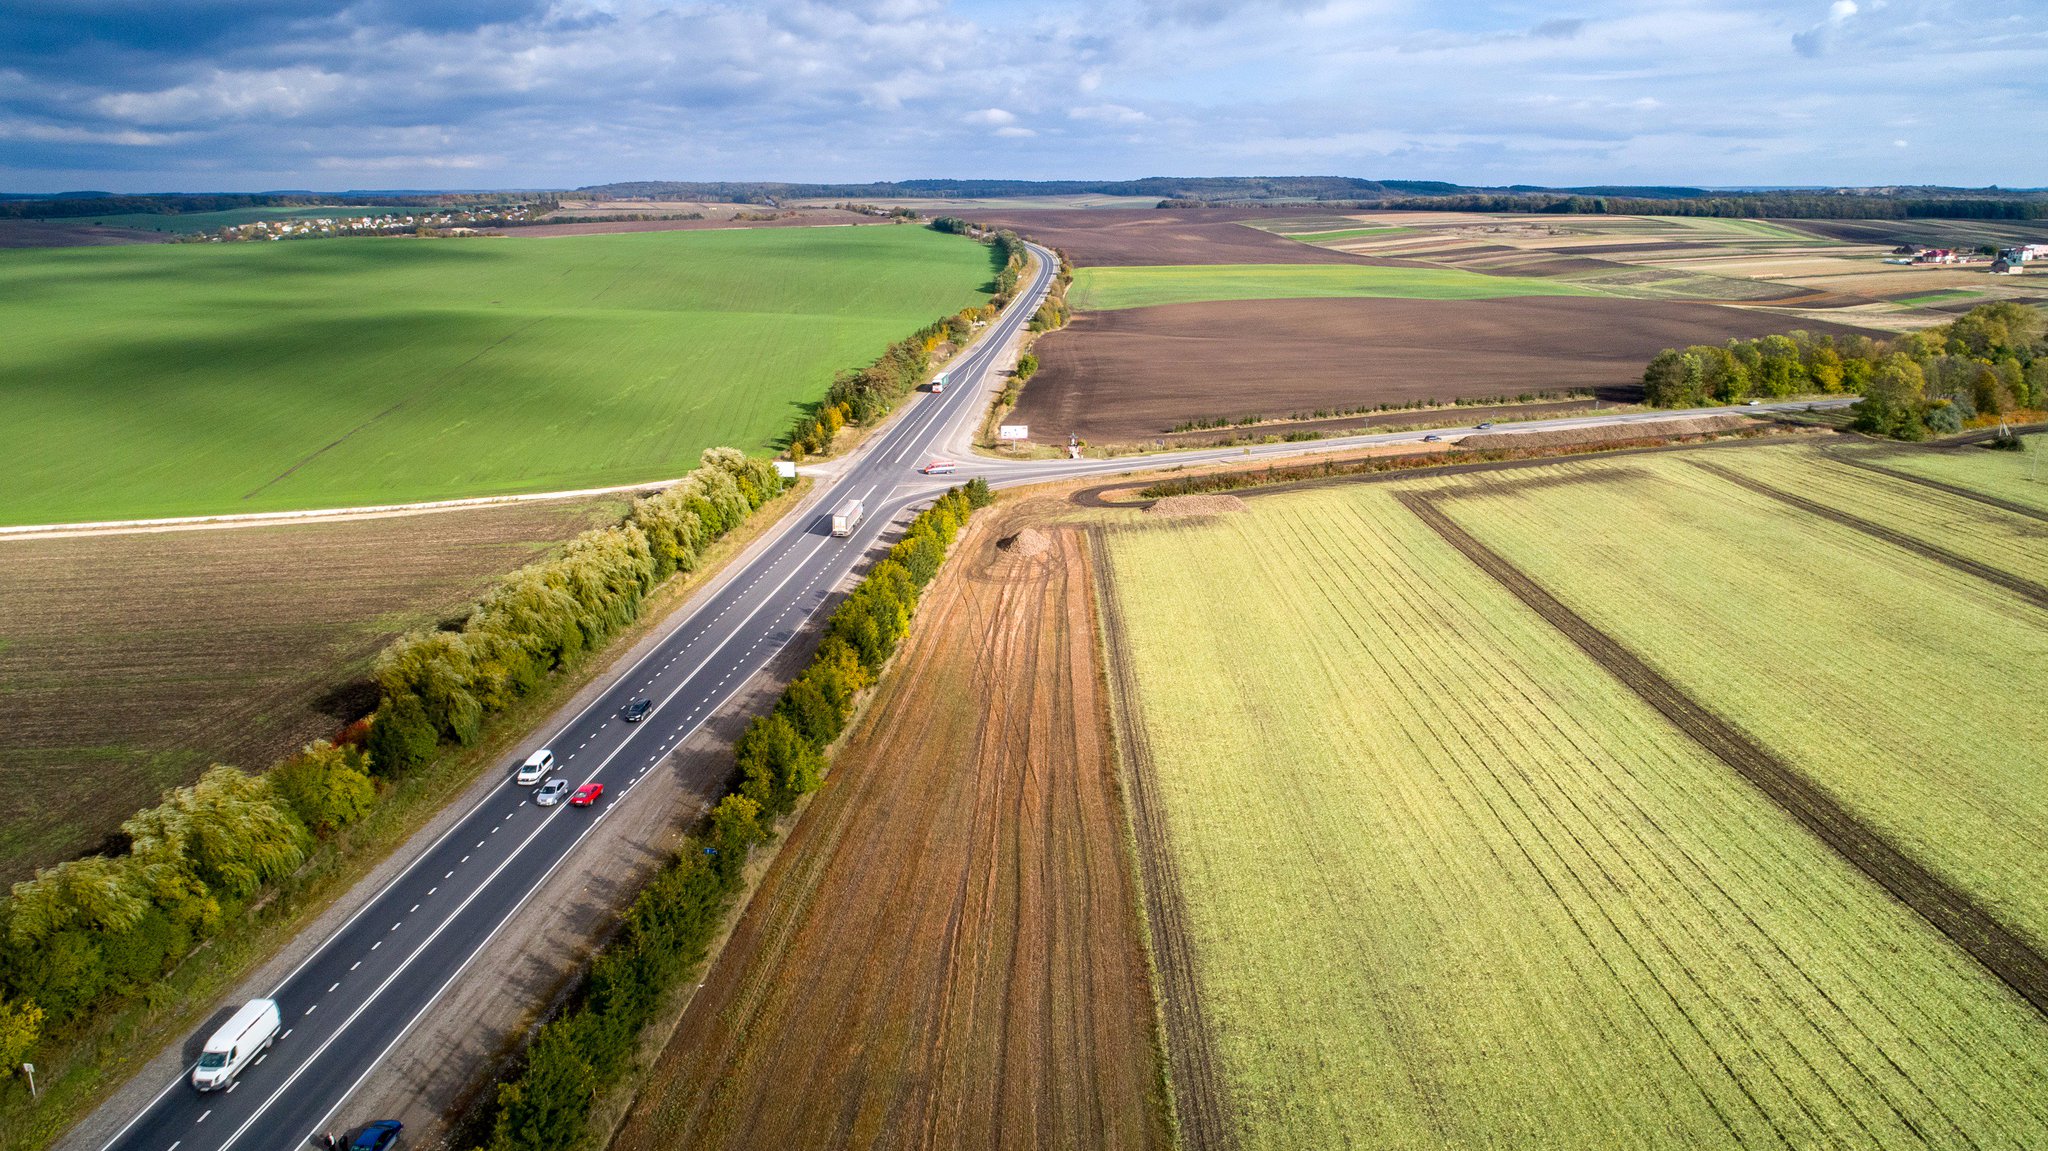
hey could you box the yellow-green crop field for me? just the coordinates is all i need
[1834,437,2048,516]
[1102,441,2048,1149]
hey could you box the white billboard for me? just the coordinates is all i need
[997,424,1030,441]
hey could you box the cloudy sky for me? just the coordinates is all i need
[2,0,2042,193]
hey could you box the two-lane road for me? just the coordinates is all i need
[98,244,1061,1151]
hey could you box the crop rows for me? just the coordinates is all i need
[1837,438,2048,516]
[1104,490,2048,1149]
[1423,453,2048,949]
[1707,444,2048,580]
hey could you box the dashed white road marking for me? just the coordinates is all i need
[327,982,339,993]
[195,1112,210,1125]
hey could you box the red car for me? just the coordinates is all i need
[570,782,604,807]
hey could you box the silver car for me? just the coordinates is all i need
[534,778,572,806]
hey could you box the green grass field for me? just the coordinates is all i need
[50,205,416,233]
[1101,447,2048,1149]
[0,226,988,523]
[1067,262,1596,311]
[1283,226,1413,244]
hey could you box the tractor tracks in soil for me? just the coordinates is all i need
[1092,532,1244,1151]
[1687,460,2048,611]
[1399,490,2048,1021]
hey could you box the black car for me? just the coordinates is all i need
[623,698,653,723]
[1474,421,1495,430]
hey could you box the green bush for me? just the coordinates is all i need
[270,742,378,836]
[1645,302,2045,441]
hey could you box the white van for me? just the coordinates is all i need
[515,750,555,786]
[192,998,281,1091]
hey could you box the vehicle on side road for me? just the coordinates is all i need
[1475,421,1495,429]
[623,698,653,722]
[831,499,865,538]
[919,459,958,475]
[1423,434,1443,443]
[535,778,571,806]
[571,782,605,807]
[191,998,281,1092]
[515,750,554,786]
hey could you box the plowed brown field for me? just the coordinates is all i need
[612,508,1167,1151]
[1014,296,1868,442]
[0,499,619,882]
[964,207,1400,266]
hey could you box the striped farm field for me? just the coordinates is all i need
[1432,448,2048,948]
[1066,262,1594,311]
[1834,437,2048,516]
[1102,482,2048,1150]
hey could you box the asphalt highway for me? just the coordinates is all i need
[94,237,1850,1151]
[97,245,1060,1151]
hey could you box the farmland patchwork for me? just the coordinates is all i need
[1099,441,2048,1149]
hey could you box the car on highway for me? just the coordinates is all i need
[1423,434,1443,443]
[515,750,554,786]
[623,698,653,722]
[335,1121,402,1151]
[535,778,571,806]
[919,458,958,475]
[1474,421,1495,429]
[570,782,605,807]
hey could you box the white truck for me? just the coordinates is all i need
[830,499,865,538]
[930,371,949,394]
[192,998,281,1092]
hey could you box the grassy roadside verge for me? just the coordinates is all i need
[2,480,809,1151]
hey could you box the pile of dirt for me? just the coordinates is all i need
[997,527,1053,556]
[1147,494,1249,517]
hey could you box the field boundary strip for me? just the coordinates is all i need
[1090,527,1243,1151]
[1819,450,2048,525]
[1686,460,2048,611]
[1396,489,2048,1021]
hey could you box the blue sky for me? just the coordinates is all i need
[2,0,2042,193]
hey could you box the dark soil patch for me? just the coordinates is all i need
[1400,491,2048,1021]
[1015,296,1867,443]
[0,220,174,248]
[960,208,1415,267]
[1688,460,2048,610]
[1094,541,1241,1151]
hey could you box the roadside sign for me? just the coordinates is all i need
[998,425,1029,441]
[773,460,797,479]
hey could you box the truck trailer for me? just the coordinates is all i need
[831,499,865,537]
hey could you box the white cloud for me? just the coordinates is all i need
[963,107,1018,126]
[994,125,1037,137]
[1069,103,1147,123]
[1793,0,1862,57]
